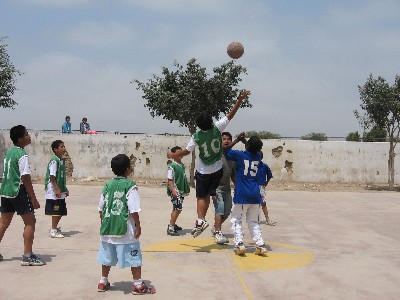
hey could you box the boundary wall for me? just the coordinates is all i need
[0,130,399,184]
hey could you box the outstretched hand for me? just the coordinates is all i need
[238,90,251,101]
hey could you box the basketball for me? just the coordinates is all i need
[227,41,244,59]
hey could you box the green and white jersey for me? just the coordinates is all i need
[0,146,31,198]
[44,155,67,199]
[99,177,139,240]
[186,116,229,174]
[167,161,190,196]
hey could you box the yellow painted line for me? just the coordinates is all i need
[143,238,314,272]
[228,252,255,300]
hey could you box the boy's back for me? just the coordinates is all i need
[225,148,263,204]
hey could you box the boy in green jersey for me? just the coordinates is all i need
[167,90,251,238]
[0,125,45,266]
[44,140,69,238]
[97,154,156,295]
[166,146,190,236]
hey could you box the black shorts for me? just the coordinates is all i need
[170,195,184,211]
[195,168,223,198]
[45,198,67,216]
[0,185,34,215]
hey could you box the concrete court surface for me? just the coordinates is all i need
[0,184,399,300]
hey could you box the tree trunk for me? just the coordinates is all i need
[388,139,395,189]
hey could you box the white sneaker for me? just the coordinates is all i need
[214,232,229,244]
[235,242,246,255]
[191,220,209,238]
[49,229,64,238]
[255,244,268,255]
[266,219,277,226]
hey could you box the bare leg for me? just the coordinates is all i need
[0,213,14,242]
[214,214,223,231]
[20,213,36,254]
[102,265,111,277]
[197,195,210,219]
[51,215,62,229]
[169,210,181,226]
[131,266,141,280]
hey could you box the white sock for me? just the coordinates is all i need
[100,277,108,283]
[134,279,143,286]
[24,252,33,257]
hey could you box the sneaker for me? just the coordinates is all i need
[167,225,179,236]
[255,244,268,255]
[266,219,277,226]
[214,231,229,244]
[191,220,209,238]
[98,281,110,292]
[235,242,246,255]
[211,225,216,236]
[49,229,65,238]
[21,254,46,266]
[132,282,156,295]
[174,224,183,231]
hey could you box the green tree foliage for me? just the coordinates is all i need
[355,74,400,188]
[301,132,327,141]
[0,37,22,109]
[345,131,361,142]
[133,58,251,185]
[362,126,387,142]
[133,58,251,135]
[245,130,281,139]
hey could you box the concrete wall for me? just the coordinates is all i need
[0,130,399,184]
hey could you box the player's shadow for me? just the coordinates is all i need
[110,280,156,295]
[177,229,192,236]
[3,253,57,264]
[180,242,230,253]
[62,230,81,237]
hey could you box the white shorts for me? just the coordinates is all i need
[97,241,142,268]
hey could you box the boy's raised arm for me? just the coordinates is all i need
[227,90,251,120]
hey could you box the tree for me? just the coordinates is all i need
[355,74,400,188]
[362,126,387,142]
[133,58,251,185]
[346,131,361,142]
[301,132,328,141]
[0,37,22,109]
[245,130,281,139]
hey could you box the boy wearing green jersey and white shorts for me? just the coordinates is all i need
[44,140,69,238]
[0,125,46,266]
[167,90,251,238]
[97,154,156,295]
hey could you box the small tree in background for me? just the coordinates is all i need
[301,132,328,141]
[245,130,281,139]
[0,37,22,109]
[346,131,361,142]
[355,74,400,188]
[133,58,251,186]
[362,126,387,142]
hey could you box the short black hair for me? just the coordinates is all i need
[171,146,182,153]
[196,112,213,131]
[111,154,131,176]
[10,125,26,145]
[65,116,70,120]
[245,136,263,154]
[51,140,64,151]
[221,132,232,140]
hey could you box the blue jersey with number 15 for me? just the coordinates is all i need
[225,148,263,204]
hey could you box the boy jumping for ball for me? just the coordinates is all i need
[167,90,250,238]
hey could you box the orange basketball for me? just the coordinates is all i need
[227,41,244,59]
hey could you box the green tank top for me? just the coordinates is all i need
[193,125,222,166]
[167,161,190,196]
[44,155,67,193]
[0,146,27,198]
[100,178,136,237]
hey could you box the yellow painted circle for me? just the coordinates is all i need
[143,238,314,272]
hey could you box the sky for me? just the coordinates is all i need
[1,0,399,137]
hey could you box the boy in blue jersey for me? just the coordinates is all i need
[167,90,251,238]
[0,125,46,266]
[225,136,268,255]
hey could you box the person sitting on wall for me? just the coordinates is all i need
[80,117,97,134]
